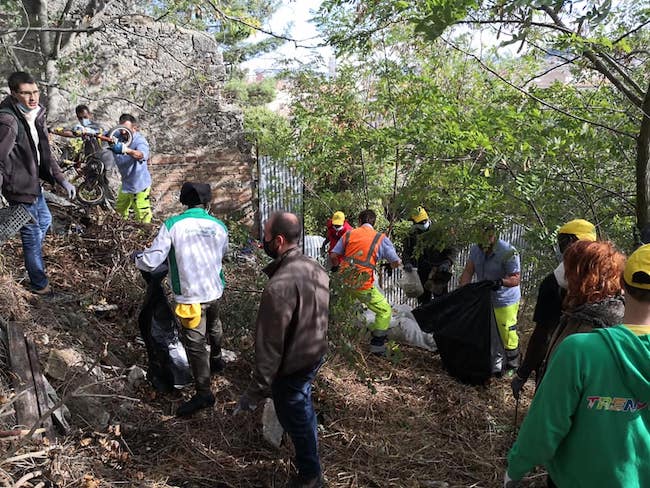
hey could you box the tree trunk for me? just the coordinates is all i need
[636,82,650,230]
[44,59,62,115]
[19,0,47,79]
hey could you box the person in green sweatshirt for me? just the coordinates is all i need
[504,244,650,488]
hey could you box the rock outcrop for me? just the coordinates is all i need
[51,14,254,222]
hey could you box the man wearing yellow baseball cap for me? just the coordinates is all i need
[505,245,650,488]
[511,218,597,398]
[323,210,352,271]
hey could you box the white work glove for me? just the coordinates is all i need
[504,470,520,488]
[61,181,76,200]
[233,394,257,416]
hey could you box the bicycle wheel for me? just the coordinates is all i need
[106,125,133,148]
[77,179,106,205]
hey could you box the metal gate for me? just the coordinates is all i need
[378,223,541,306]
[257,155,303,239]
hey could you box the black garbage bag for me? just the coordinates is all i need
[138,263,192,392]
[412,281,505,385]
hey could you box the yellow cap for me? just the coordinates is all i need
[558,219,597,242]
[331,211,345,226]
[175,303,202,329]
[410,206,429,224]
[624,244,650,289]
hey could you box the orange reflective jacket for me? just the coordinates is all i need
[340,226,386,290]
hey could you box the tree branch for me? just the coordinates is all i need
[443,39,636,139]
[612,19,650,45]
[539,5,644,108]
[204,0,300,46]
[0,25,103,36]
[596,50,645,96]
[547,175,635,210]
[456,17,574,35]
[0,35,23,71]
[53,0,76,58]
[521,56,579,86]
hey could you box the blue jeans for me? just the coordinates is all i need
[271,359,323,479]
[15,192,51,290]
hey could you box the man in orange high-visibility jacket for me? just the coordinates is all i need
[331,209,401,356]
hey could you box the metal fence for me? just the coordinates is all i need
[257,155,543,307]
[375,224,541,307]
[257,155,303,240]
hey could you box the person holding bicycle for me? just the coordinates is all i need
[109,113,152,224]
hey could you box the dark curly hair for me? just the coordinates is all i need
[563,240,625,308]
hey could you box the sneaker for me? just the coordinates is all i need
[286,474,324,488]
[369,334,388,356]
[210,358,225,375]
[32,284,53,297]
[176,392,215,417]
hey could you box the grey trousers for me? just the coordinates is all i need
[180,300,223,395]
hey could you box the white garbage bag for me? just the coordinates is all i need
[360,304,437,352]
[398,267,424,298]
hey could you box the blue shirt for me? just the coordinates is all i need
[114,131,151,193]
[469,239,521,307]
[331,223,400,263]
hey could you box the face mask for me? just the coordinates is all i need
[414,220,430,231]
[17,103,33,113]
[333,225,343,232]
[81,118,92,127]
[263,236,279,259]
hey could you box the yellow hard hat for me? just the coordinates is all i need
[410,206,429,224]
[331,211,345,226]
[624,244,650,289]
[558,219,597,242]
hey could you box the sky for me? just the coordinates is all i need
[238,0,526,77]
[240,0,333,76]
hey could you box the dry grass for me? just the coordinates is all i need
[0,203,547,488]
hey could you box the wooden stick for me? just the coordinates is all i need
[1,450,49,465]
[14,470,42,488]
[0,428,46,439]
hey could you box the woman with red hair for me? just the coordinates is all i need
[541,240,625,375]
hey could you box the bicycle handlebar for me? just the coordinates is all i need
[51,125,133,147]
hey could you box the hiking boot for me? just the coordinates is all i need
[505,347,520,370]
[210,357,225,375]
[176,392,215,417]
[370,333,388,356]
[32,284,53,297]
[286,474,324,488]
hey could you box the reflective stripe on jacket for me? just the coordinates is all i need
[341,226,385,290]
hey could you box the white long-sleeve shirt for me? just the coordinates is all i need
[135,207,228,303]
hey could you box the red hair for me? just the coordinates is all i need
[563,240,625,308]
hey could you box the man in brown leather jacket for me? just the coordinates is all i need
[0,71,75,295]
[236,211,329,488]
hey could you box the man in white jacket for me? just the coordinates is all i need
[135,182,228,416]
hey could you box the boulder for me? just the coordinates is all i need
[45,348,86,381]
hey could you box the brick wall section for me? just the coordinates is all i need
[149,150,255,222]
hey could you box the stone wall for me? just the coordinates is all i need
[50,14,255,222]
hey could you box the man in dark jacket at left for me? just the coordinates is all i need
[0,71,76,295]
[236,211,329,488]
